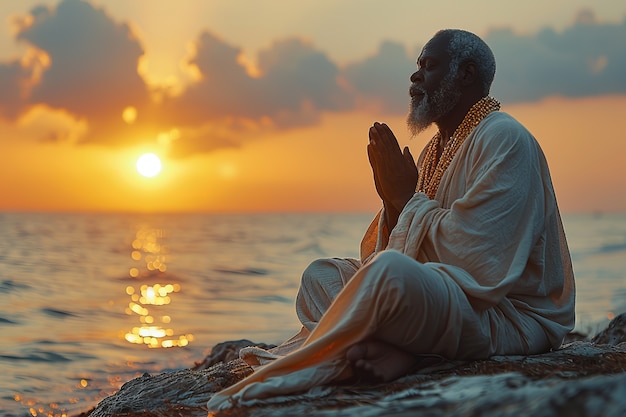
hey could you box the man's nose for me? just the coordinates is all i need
[410,71,422,83]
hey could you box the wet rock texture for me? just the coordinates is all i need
[82,314,626,417]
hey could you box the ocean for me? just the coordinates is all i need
[0,212,624,416]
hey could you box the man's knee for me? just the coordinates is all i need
[370,250,409,265]
[367,250,416,279]
[300,257,360,289]
[300,258,336,289]
[365,250,439,295]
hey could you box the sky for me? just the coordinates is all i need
[0,0,625,213]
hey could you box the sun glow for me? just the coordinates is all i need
[136,153,162,177]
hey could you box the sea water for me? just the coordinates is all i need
[0,212,624,416]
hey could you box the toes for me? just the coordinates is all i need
[352,362,384,384]
[361,361,375,374]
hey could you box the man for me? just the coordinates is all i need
[208,29,575,409]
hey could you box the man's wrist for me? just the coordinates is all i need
[390,193,414,213]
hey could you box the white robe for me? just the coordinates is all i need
[207,111,576,410]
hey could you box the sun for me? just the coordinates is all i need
[136,153,162,177]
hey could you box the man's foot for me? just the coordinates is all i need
[346,339,419,383]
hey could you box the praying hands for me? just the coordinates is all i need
[367,122,418,228]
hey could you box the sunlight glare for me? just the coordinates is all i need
[122,106,137,124]
[136,153,162,177]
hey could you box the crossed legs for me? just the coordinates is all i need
[208,251,537,409]
[297,250,492,382]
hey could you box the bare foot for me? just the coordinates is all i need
[346,339,419,383]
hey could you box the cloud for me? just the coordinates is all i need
[341,40,416,114]
[16,0,148,115]
[162,33,352,125]
[5,0,151,145]
[0,60,29,119]
[0,1,624,156]
[157,32,354,157]
[256,38,352,115]
[338,10,626,111]
[487,10,626,103]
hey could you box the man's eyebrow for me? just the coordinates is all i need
[417,56,436,68]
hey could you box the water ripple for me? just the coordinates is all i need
[0,279,31,293]
[0,316,18,325]
[214,267,269,276]
[0,352,73,363]
[40,307,78,318]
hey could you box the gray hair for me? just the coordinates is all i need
[436,29,496,95]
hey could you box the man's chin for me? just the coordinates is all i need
[407,113,432,138]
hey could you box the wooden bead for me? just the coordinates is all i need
[417,96,501,199]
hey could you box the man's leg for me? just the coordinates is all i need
[209,250,545,407]
[343,251,552,381]
[335,250,493,381]
[209,250,496,405]
[270,257,361,356]
[295,257,361,331]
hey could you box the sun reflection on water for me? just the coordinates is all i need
[123,225,194,348]
[11,219,199,416]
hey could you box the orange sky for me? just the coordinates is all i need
[1,0,625,214]
[1,94,624,214]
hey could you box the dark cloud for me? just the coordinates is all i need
[342,40,416,114]
[0,1,624,155]
[164,121,251,159]
[4,0,152,145]
[157,33,354,157]
[162,33,352,126]
[16,0,149,116]
[161,31,255,124]
[256,38,351,114]
[338,11,626,111]
[487,10,626,103]
[0,60,30,119]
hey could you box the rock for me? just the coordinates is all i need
[191,339,276,371]
[79,313,626,417]
[84,357,253,417]
[592,313,626,345]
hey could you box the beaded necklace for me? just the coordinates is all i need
[416,96,501,199]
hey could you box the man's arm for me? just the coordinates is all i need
[367,122,418,230]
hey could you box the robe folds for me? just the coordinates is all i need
[207,111,576,411]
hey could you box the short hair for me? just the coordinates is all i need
[436,29,496,95]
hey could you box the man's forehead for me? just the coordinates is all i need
[418,34,450,62]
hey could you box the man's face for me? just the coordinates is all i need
[407,35,461,136]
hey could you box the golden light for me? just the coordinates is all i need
[136,153,162,177]
[122,106,137,124]
[123,225,193,349]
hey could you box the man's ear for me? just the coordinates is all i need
[458,61,478,87]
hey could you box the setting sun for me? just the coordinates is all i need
[136,153,162,177]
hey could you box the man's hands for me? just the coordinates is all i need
[368,122,418,227]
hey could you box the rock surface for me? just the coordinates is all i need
[80,314,626,417]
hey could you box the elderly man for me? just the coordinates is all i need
[208,29,575,409]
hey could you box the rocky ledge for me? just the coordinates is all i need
[81,314,626,417]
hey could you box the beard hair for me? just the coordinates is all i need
[407,70,462,137]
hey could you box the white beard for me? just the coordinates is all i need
[407,71,462,137]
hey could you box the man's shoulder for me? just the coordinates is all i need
[479,111,529,134]
[469,111,539,157]
[474,111,535,144]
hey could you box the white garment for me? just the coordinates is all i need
[207,111,575,410]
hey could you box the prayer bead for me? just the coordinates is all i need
[417,97,500,199]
